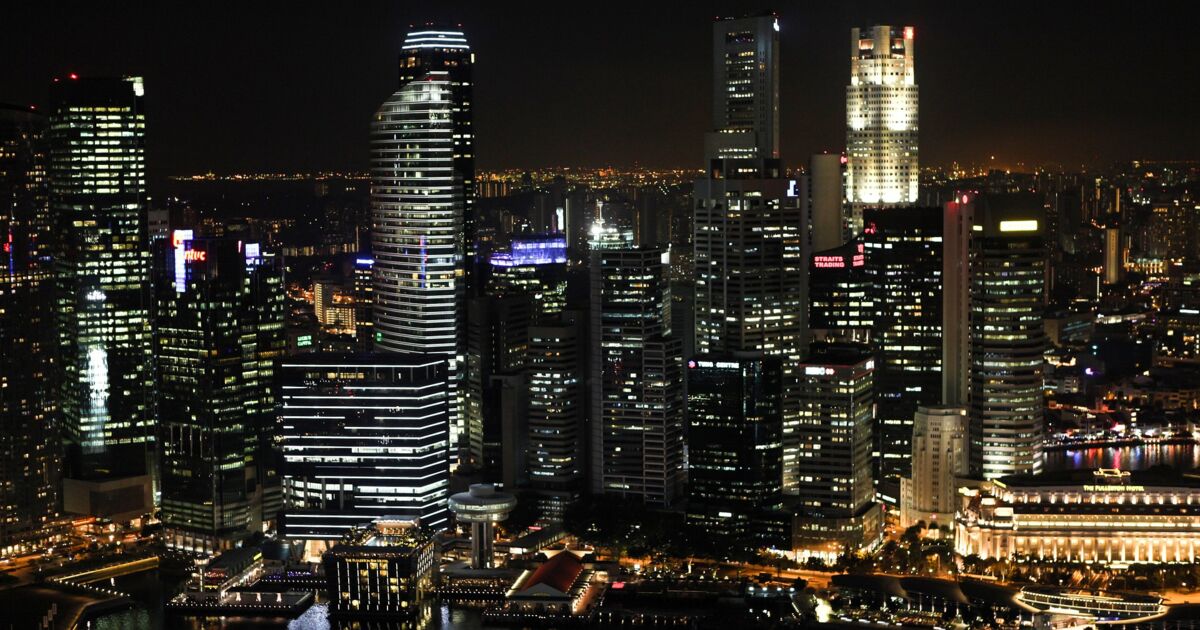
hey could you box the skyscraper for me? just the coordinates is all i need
[280,355,450,558]
[860,206,943,503]
[156,234,285,552]
[591,226,685,506]
[966,194,1047,479]
[808,240,872,342]
[398,25,475,276]
[526,313,586,522]
[900,406,967,531]
[685,354,785,551]
[49,76,155,520]
[694,15,806,493]
[0,103,60,555]
[708,14,779,161]
[806,153,846,253]
[371,62,466,459]
[846,25,918,230]
[791,345,880,557]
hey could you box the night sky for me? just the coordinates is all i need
[3,2,1197,179]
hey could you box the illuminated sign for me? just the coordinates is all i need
[184,249,207,262]
[999,219,1039,232]
[297,335,313,348]
[172,230,195,293]
[1084,485,1145,492]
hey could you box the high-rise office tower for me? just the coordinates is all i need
[353,256,374,350]
[808,240,872,342]
[695,15,806,493]
[966,194,1047,479]
[707,14,779,161]
[371,63,466,459]
[791,345,880,557]
[49,76,155,520]
[591,226,685,506]
[846,26,918,231]
[156,234,285,552]
[399,26,475,278]
[685,354,786,550]
[900,406,967,531]
[487,234,569,321]
[942,196,973,407]
[806,153,846,253]
[860,206,943,504]
[526,313,586,522]
[0,104,60,555]
[280,355,450,558]
[465,293,530,471]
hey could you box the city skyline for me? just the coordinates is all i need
[2,2,1198,182]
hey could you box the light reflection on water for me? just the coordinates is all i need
[89,443,1197,629]
[88,572,485,630]
[1043,442,1200,472]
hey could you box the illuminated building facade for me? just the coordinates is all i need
[967,195,1047,479]
[156,234,285,552]
[590,227,684,506]
[861,206,943,503]
[808,240,872,341]
[899,406,967,530]
[846,25,918,226]
[323,520,436,618]
[281,355,450,551]
[353,257,374,350]
[398,26,475,279]
[0,104,60,555]
[695,16,805,495]
[685,354,786,550]
[957,469,1200,565]
[791,345,880,556]
[370,68,466,458]
[487,234,568,321]
[48,76,156,516]
[526,314,585,522]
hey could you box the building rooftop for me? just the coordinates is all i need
[519,552,585,596]
[998,467,1200,490]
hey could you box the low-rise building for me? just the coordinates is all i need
[956,468,1200,565]
[322,520,436,618]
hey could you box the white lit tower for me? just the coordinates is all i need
[373,29,471,462]
[846,25,918,231]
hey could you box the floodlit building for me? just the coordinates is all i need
[956,469,1200,565]
[846,25,919,220]
[899,406,968,531]
[323,520,436,618]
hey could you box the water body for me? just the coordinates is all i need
[87,443,1199,629]
[1043,442,1200,472]
[84,571,486,630]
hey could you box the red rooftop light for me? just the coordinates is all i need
[69,73,79,80]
